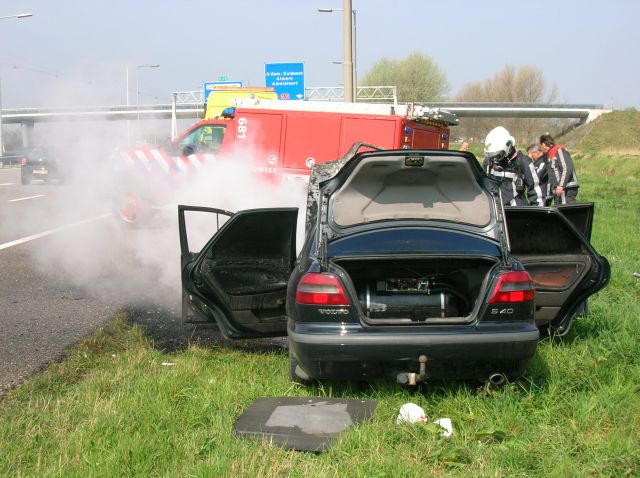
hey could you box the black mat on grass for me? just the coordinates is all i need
[234,397,377,452]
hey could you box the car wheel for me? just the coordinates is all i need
[21,172,31,185]
[288,341,312,385]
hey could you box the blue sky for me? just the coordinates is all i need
[0,0,638,109]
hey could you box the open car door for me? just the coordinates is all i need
[179,205,297,339]
[505,203,610,335]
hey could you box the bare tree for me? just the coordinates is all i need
[454,65,561,145]
[360,52,449,102]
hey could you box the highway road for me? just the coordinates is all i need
[0,165,289,395]
[0,166,187,394]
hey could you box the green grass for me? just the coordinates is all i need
[1,150,639,477]
[565,111,640,155]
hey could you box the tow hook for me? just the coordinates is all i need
[397,355,428,386]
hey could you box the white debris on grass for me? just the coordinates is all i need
[434,417,454,438]
[396,403,427,424]
[396,403,454,438]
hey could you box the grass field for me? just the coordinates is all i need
[1,132,639,476]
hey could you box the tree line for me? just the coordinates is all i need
[359,52,568,146]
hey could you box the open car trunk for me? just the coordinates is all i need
[315,151,504,326]
[333,256,499,324]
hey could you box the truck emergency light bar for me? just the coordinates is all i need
[236,99,458,126]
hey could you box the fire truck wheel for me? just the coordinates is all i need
[114,193,148,227]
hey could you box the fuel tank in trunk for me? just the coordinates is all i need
[333,257,498,324]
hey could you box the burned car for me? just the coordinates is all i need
[179,145,610,385]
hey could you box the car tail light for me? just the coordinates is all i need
[489,271,535,304]
[20,157,27,166]
[295,273,350,306]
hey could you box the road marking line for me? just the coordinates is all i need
[9,194,46,202]
[0,183,15,186]
[0,213,112,251]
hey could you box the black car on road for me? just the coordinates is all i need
[179,146,610,385]
[20,146,64,184]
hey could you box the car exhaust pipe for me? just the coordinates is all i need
[487,372,506,388]
[397,355,428,386]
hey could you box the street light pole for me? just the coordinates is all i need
[135,64,159,144]
[318,2,356,102]
[352,9,357,102]
[125,66,130,146]
[342,0,353,102]
[0,77,4,155]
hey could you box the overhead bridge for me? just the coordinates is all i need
[0,102,610,125]
[428,103,611,125]
[0,101,611,151]
[0,104,203,124]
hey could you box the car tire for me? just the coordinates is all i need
[21,172,31,185]
[288,341,312,385]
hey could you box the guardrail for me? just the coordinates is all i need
[0,152,23,167]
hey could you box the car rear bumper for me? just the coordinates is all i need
[23,166,61,179]
[288,321,539,380]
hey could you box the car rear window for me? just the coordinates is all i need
[27,148,47,158]
[328,228,501,257]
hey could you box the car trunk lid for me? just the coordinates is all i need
[308,149,503,260]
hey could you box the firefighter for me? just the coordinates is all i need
[527,144,550,204]
[539,134,579,204]
[483,126,543,206]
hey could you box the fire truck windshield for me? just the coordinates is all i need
[177,124,226,154]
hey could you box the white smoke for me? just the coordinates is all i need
[19,120,308,313]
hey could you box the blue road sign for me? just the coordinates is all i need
[264,62,305,100]
[203,81,244,102]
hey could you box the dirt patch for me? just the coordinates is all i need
[123,305,287,355]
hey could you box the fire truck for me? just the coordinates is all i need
[114,99,458,224]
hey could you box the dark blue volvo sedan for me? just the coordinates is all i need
[178,146,609,385]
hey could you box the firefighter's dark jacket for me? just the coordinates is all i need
[483,150,544,206]
[532,153,549,198]
[548,145,579,190]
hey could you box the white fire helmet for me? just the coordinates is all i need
[484,126,516,168]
